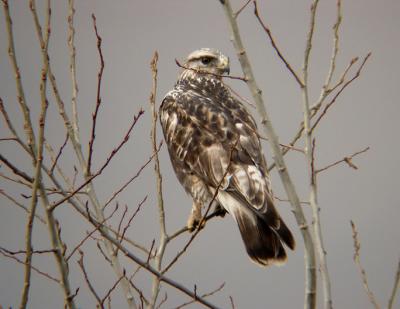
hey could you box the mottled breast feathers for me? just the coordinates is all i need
[160,74,271,213]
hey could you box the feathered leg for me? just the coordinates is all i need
[187,201,205,231]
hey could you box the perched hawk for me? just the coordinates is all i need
[160,48,295,266]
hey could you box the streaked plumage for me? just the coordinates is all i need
[160,48,295,266]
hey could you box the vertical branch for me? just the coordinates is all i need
[67,0,80,145]
[301,2,333,308]
[87,14,105,175]
[219,1,317,308]
[148,51,167,308]
[20,0,52,306]
[28,1,78,308]
[1,0,36,155]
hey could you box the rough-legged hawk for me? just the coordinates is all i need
[160,48,295,266]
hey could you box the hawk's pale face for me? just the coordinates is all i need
[184,48,230,76]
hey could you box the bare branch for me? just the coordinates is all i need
[119,196,147,244]
[149,50,168,308]
[0,189,47,224]
[101,271,126,306]
[0,153,34,183]
[233,0,251,18]
[253,1,304,87]
[316,147,370,174]
[67,0,80,144]
[388,258,400,309]
[85,214,221,309]
[50,109,145,211]
[0,247,59,283]
[311,53,371,132]
[175,283,225,309]
[229,296,235,309]
[300,1,333,308]
[49,133,69,174]
[28,2,78,307]
[219,2,316,308]
[1,0,36,155]
[66,203,119,261]
[350,221,380,309]
[87,13,105,175]
[103,141,162,210]
[78,251,103,308]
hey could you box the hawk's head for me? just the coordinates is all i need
[184,48,230,77]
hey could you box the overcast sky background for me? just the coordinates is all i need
[1,0,399,308]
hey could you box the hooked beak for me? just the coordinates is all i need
[218,55,230,75]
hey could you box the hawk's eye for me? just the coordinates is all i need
[201,57,212,65]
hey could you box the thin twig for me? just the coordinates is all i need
[229,296,235,309]
[0,247,56,256]
[316,147,370,174]
[85,213,221,309]
[155,293,167,309]
[253,0,304,87]
[0,189,46,224]
[0,247,59,283]
[66,203,119,261]
[0,97,31,154]
[0,153,34,183]
[175,283,225,309]
[50,133,69,174]
[102,141,162,210]
[101,271,126,306]
[311,53,371,132]
[350,221,380,309]
[388,258,400,309]
[50,109,144,211]
[87,13,105,175]
[233,0,252,18]
[119,196,147,244]
[78,251,103,308]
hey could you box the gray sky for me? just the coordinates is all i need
[1,0,399,308]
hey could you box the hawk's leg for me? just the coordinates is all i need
[187,201,205,232]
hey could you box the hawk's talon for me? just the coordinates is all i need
[187,216,206,232]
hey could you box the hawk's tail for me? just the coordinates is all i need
[218,191,295,266]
